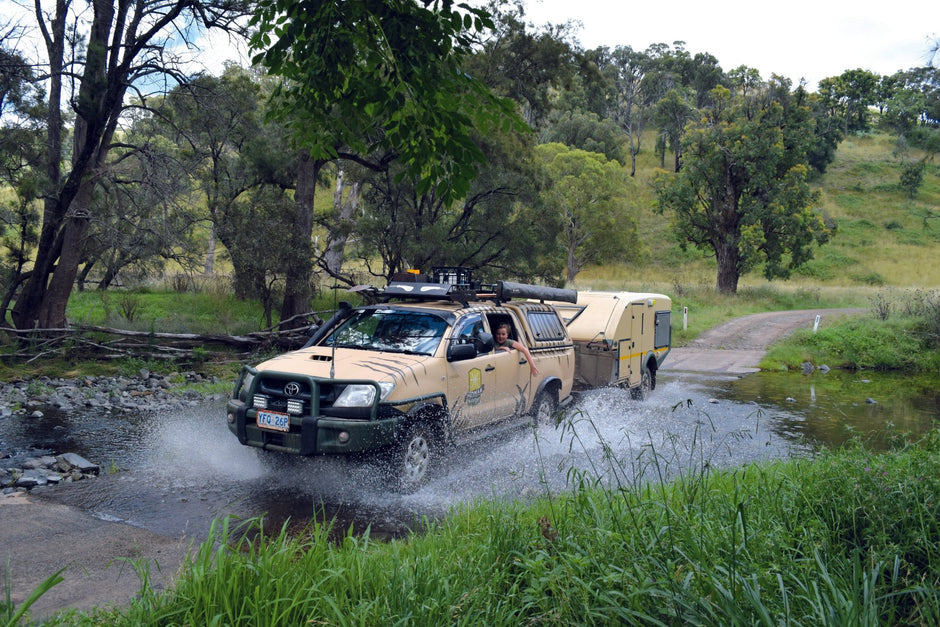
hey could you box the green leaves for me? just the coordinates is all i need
[250,0,521,205]
[655,82,830,292]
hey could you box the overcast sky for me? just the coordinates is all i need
[4,0,935,92]
[522,0,937,90]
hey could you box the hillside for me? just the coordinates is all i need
[574,132,940,292]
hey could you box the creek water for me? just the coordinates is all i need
[3,369,938,540]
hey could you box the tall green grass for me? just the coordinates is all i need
[26,419,940,626]
[763,289,940,373]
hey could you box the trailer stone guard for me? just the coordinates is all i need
[227,269,671,492]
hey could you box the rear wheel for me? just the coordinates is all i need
[630,368,653,401]
[531,389,558,426]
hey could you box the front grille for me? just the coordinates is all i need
[254,376,348,415]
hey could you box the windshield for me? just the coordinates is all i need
[325,309,448,355]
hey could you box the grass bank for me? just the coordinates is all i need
[763,289,940,373]
[23,428,940,626]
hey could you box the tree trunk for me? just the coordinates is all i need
[279,151,320,329]
[714,239,740,294]
[323,168,360,277]
[11,0,67,330]
[39,181,94,327]
[204,223,217,275]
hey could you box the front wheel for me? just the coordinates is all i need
[387,423,436,493]
[531,389,558,426]
[630,369,653,401]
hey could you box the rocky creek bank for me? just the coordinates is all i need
[1,370,224,494]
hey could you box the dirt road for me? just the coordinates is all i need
[2,307,866,620]
[1,490,193,620]
[663,308,866,374]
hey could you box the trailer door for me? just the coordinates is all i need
[617,302,645,388]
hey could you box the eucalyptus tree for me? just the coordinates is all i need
[600,45,652,176]
[75,142,203,291]
[0,37,45,325]
[818,68,880,134]
[536,143,640,282]
[655,80,830,294]
[543,110,625,163]
[464,0,580,131]
[653,88,695,172]
[157,66,297,303]
[349,123,554,284]
[11,0,251,331]
[250,0,522,325]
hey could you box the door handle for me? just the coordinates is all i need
[485,365,496,372]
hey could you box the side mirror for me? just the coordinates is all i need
[447,343,477,362]
[476,331,494,353]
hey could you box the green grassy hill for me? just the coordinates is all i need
[575,132,940,293]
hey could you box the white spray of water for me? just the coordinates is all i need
[126,376,806,527]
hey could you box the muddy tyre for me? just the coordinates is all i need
[630,369,653,401]
[531,389,558,426]
[387,423,436,493]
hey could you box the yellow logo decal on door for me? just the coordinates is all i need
[466,367,483,406]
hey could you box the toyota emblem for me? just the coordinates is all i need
[284,382,302,396]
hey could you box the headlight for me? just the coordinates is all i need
[333,382,394,408]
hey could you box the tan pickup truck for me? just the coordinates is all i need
[226,272,671,492]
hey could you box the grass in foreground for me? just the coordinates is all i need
[23,426,940,626]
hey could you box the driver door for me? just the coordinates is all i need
[446,314,500,430]
[486,314,533,419]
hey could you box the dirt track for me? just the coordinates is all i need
[1,490,192,620]
[2,308,866,620]
[663,308,866,374]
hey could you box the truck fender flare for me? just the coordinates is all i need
[404,400,451,442]
[534,376,562,401]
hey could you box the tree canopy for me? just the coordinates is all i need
[654,81,830,293]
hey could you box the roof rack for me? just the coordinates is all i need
[380,279,576,307]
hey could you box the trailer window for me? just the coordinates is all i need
[654,311,671,349]
[526,311,567,341]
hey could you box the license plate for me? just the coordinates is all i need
[257,409,290,432]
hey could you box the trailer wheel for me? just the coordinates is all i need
[531,389,558,426]
[630,369,653,401]
[387,422,436,493]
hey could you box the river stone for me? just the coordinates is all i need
[56,453,100,475]
[16,469,47,488]
[22,456,57,470]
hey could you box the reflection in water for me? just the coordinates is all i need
[718,371,940,449]
[4,370,938,541]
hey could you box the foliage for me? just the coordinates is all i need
[764,289,940,372]
[250,0,521,204]
[543,110,626,163]
[899,159,927,199]
[535,143,640,282]
[464,1,580,131]
[346,118,556,283]
[654,80,830,293]
[818,68,880,134]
